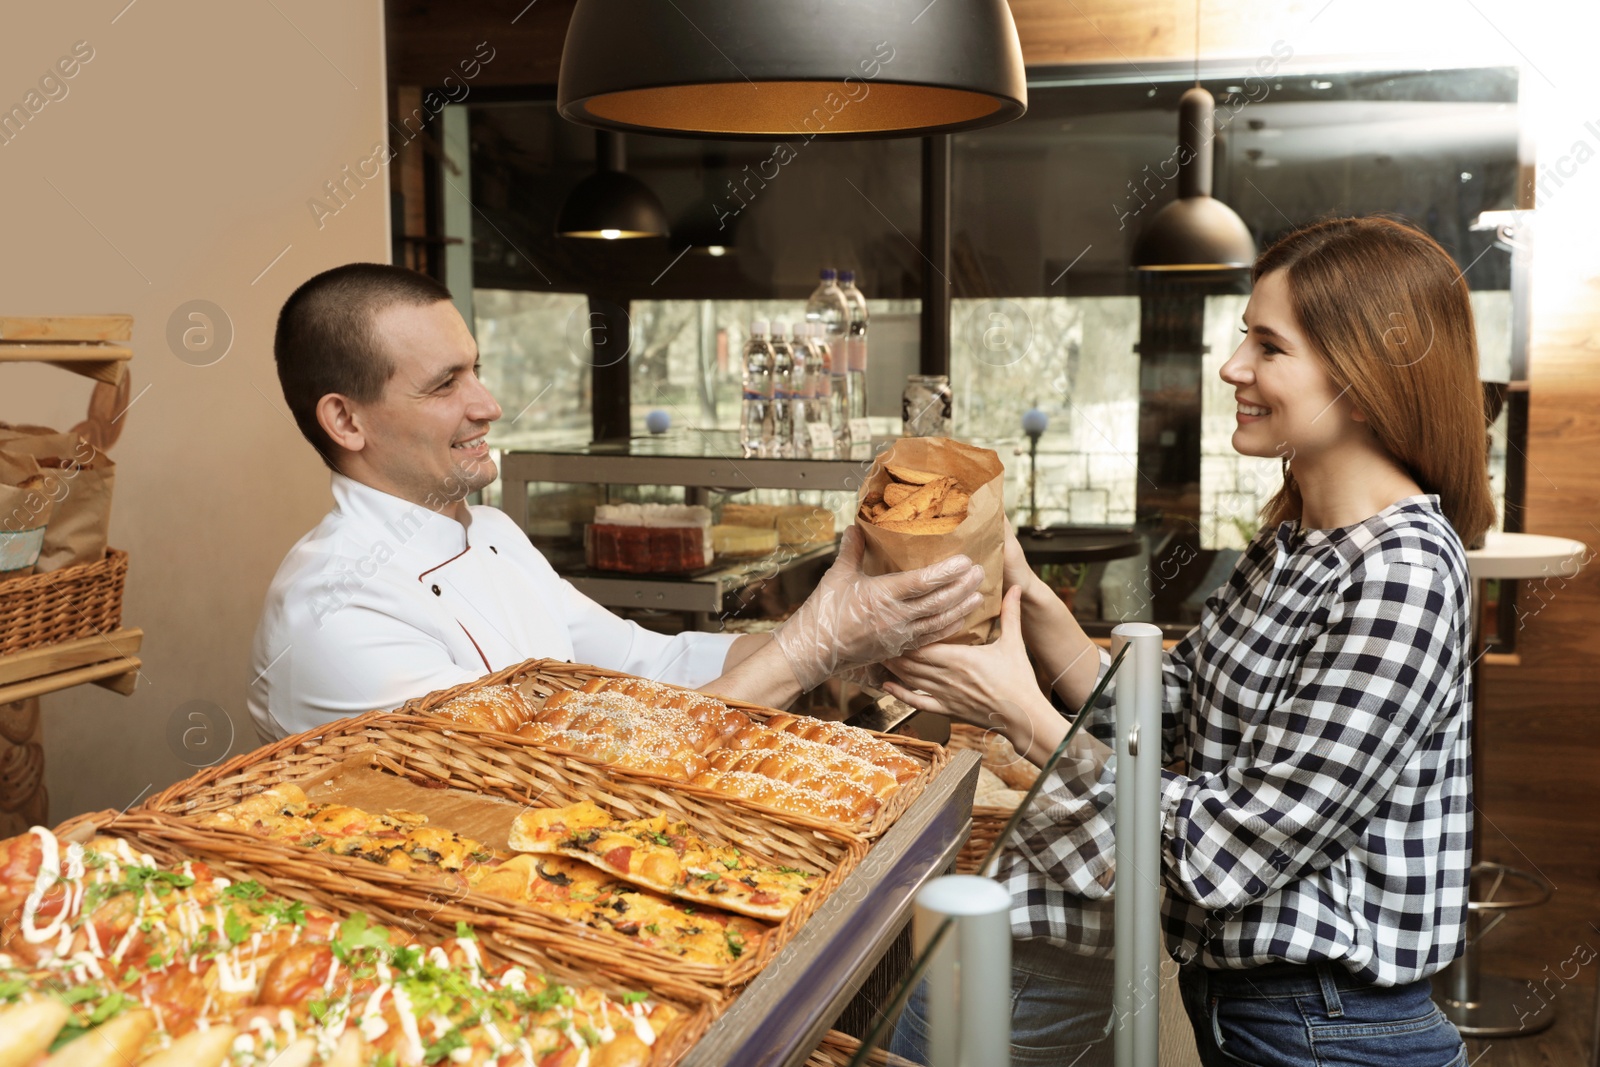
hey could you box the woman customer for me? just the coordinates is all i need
[887,216,1490,1066]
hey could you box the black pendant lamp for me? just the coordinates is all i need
[675,207,737,257]
[1133,3,1255,271]
[556,131,670,239]
[556,0,1027,140]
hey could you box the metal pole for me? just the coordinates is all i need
[1113,621,1165,1067]
[915,875,1012,1067]
[590,295,631,442]
[920,134,951,377]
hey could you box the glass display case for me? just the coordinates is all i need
[498,431,886,632]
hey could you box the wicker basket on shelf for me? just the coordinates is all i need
[0,547,126,657]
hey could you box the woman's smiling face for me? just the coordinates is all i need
[1220,269,1363,464]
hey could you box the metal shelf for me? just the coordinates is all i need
[567,542,839,614]
[497,432,889,531]
[683,749,980,1067]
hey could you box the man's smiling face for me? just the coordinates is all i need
[347,299,502,513]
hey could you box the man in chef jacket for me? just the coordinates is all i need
[248,264,985,741]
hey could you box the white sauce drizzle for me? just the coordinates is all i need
[359,983,392,1041]
[391,984,424,1063]
[20,827,67,944]
[631,1002,657,1046]
[215,948,259,994]
[250,1017,279,1054]
[456,938,483,974]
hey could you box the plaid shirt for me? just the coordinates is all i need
[998,494,1473,986]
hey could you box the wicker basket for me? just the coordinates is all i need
[946,724,1025,876]
[0,547,126,657]
[145,710,868,992]
[806,1029,915,1066]
[48,808,717,1065]
[396,657,950,839]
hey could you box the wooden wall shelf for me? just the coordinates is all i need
[0,343,131,386]
[0,628,143,705]
[0,311,140,832]
[0,312,134,386]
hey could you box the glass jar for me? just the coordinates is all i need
[902,374,953,437]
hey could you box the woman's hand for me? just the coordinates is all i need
[882,586,1065,765]
[1002,520,1038,594]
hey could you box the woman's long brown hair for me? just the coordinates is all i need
[1253,217,1496,549]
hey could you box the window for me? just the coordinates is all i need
[463,64,1525,631]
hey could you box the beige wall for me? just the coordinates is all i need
[2,2,389,817]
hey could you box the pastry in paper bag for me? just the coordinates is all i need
[856,436,1004,644]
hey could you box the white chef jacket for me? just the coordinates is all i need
[248,473,737,741]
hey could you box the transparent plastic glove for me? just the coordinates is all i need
[774,526,985,692]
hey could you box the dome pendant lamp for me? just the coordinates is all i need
[1133,1,1256,271]
[556,130,670,240]
[556,0,1027,140]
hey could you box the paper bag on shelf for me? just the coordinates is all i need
[856,436,1005,644]
[0,452,56,581]
[0,426,115,572]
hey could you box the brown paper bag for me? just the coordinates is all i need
[0,427,114,571]
[0,453,56,581]
[857,437,1005,644]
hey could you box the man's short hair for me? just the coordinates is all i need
[274,263,454,470]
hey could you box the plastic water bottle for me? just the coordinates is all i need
[805,323,838,455]
[740,320,775,458]
[805,268,854,446]
[784,322,814,458]
[839,270,870,421]
[770,320,795,458]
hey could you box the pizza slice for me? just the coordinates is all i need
[201,790,767,967]
[508,801,818,921]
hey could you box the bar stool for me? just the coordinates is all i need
[1432,531,1589,1036]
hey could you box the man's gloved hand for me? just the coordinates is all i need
[774,526,985,692]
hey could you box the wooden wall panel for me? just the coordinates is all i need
[1010,0,1307,66]
[387,0,575,88]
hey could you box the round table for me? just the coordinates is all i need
[1015,526,1142,566]
[1432,530,1589,1037]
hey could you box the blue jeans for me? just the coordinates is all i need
[1178,962,1467,1067]
[887,937,1115,1067]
